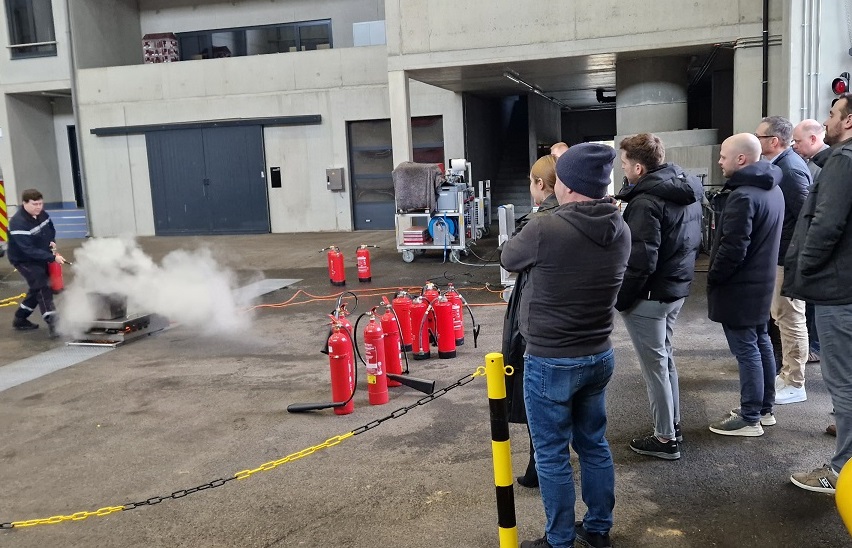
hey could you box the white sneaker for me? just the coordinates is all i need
[775,384,807,405]
[774,375,786,391]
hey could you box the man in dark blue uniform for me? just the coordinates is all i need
[7,188,66,336]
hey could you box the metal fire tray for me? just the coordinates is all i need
[67,313,170,347]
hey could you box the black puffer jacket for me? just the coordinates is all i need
[771,147,811,266]
[707,160,784,326]
[614,164,703,311]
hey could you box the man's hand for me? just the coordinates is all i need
[54,254,67,265]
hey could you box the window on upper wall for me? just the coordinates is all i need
[5,0,57,59]
[177,19,331,61]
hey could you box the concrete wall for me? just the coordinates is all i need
[70,0,142,69]
[386,0,783,69]
[139,0,384,49]
[5,94,62,205]
[75,46,462,236]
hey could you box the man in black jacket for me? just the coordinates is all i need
[7,188,66,337]
[755,116,812,405]
[615,133,703,460]
[503,143,630,548]
[784,92,852,494]
[708,133,784,437]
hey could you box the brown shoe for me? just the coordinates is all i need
[827,424,837,437]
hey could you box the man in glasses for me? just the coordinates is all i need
[784,92,852,494]
[754,116,812,406]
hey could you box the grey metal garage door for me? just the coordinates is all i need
[147,126,270,235]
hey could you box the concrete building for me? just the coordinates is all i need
[0,0,845,237]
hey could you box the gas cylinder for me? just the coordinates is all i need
[324,246,345,286]
[433,295,457,359]
[380,304,403,386]
[410,297,431,360]
[47,261,64,293]
[392,291,414,351]
[356,245,372,283]
[445,283,464,346]
[362,313,389,405]
[422,282,440,346]
[327,323,355,415]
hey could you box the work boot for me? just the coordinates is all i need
[45,314,60,339]
[13,317,39,331]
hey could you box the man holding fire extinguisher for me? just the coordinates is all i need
[7,188,66,338]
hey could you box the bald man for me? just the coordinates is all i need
[792,119,829,179]
[707,133,784,437]
[550,142,569,158]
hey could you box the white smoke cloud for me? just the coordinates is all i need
[58,237,252,338]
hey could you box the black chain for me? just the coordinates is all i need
[0,370,482,529]
[351,371,480,436]
[120,477,238,512]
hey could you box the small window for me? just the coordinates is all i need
[5,0,57,59]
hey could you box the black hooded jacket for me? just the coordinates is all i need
[614,164,703,311]
[501,198,630,358]
[707,160,784,326]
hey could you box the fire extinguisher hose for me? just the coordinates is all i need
[286,324,359,413]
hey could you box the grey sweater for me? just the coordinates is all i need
[500,198,630,358]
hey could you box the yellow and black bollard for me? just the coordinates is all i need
[485,352,518,547]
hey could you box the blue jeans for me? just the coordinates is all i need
[814,304,852,474]
[524,349,615,548]
[721,323,776,423]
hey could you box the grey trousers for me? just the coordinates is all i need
[814,304,852,474]
[621,298,685,440]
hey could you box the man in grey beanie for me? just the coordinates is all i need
[502,143,631,548]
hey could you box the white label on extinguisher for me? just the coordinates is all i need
[452,303,462,329]
[357,256,367,274]
[365,342,383,375]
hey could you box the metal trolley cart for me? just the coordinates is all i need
[395,159,481,263]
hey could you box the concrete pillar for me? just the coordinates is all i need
[388,70,413,168]
[616,56,688,135]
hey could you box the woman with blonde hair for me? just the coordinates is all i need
[502,152,559,488]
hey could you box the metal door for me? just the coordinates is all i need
[147,126,269,235]
[202,126,269,234]
[147,129,209,234]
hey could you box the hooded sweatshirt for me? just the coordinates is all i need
[500,198,630,358]
[707,160,784,326]
[614,164,703,311]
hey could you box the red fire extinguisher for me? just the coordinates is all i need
[356,245,378,283]
[48,260,64,293]
[327,320,355,415]
[392,290,414,352]
[445,283,464,346]
[410,296,431,360]
[422,282,440,346]
[433,295,457,359]
[380,301,403,386]
[362,311,389,405]
[322,246,346,286]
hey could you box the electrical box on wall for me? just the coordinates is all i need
[327,168,344,191]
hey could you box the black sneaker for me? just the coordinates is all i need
[13,318,39,331]
[575,522,612,548]
[674,423,683,443]
[629,434,680,460]
[520,537,552,548]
